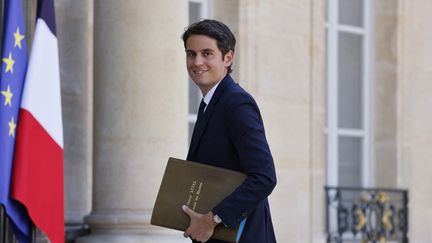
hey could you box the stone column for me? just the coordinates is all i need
[77,0,189,242]
[56,0,94,230]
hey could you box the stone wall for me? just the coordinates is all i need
[238,0,325,242]
[397,0,432,241]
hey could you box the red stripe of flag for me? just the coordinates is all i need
[12,109,64,243]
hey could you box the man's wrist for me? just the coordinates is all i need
[211,211,222,225]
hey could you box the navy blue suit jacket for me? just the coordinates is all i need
[187,74,277,243]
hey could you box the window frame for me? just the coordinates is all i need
[325,0,374,188]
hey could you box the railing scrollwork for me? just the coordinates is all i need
[325,186,408,243]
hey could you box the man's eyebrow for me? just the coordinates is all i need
[185,48,215,53]
[202,48,215,52]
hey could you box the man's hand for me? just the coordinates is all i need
[182,205,217,242]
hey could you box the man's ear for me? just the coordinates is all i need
[224,50,234,67]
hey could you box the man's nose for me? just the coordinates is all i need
[193,54,204,66]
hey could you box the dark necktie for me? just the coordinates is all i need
[197,99,206,121]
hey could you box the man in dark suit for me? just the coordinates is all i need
[182,19,277,243]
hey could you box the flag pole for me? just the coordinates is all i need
[0,205,5,243]
[31,222,36,243]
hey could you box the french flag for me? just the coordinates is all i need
[11,0,64,242]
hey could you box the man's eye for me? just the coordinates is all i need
[187,53,195,57]
[203,52,212,57]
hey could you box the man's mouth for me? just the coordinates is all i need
[193,70,208,74]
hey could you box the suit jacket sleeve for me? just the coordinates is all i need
[212,93,277,228]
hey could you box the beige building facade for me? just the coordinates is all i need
[51,0,432,242]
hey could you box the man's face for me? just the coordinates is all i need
[185,34,233,96]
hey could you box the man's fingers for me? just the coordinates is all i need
[182,206,213,242]
[183,225,192,239]
[182,205,195,217]
[182,206,195,239]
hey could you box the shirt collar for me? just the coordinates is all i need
[202,80,221,106]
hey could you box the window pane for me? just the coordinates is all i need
[325,0,328,22]
[188,122,195,143]
[325,29,328,128]
[338,0,363,27]
[338,136,362,187]
[189,78,200,114]
[338,32,363,129]
[189,2,201,24]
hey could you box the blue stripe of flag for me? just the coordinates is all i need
[37,0,57,36]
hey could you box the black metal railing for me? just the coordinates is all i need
[1,205,19,243]
[1,204,90,242]
[0,205,36,243]
[325,186,408,243]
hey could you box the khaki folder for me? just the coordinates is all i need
[151,157,247,243]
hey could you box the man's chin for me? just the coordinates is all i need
[191,78,208,86]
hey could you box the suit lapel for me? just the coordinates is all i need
[187,75,233,159]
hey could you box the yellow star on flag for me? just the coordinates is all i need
[2,52,14,74]
[1,85,13,106]
[8,117,16,137]
[14,27,25,49]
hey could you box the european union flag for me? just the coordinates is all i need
[0,0,31,241]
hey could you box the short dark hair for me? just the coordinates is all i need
[182,19,236,73]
